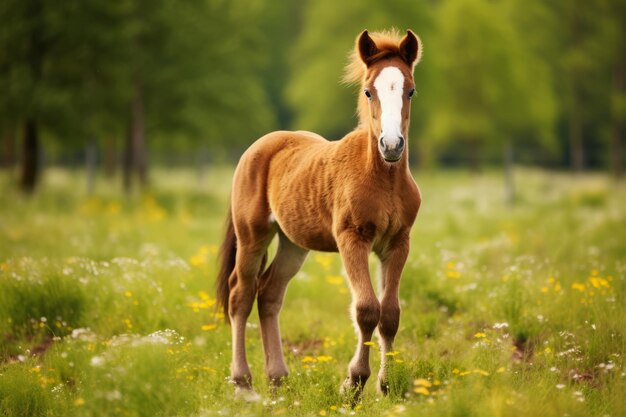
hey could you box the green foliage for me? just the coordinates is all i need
[0,269,86,338]
[0,363,57,417]
[420,0,557,165]
[0,0,276,153]
[2,0,625,172]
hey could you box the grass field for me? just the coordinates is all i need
[1,167,625,417]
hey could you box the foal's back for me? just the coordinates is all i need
[233,129,340,251]
[234,128,418,254]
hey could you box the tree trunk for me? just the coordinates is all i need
[19,119,39,193]
[469,138,482,173]
[103,135,118,179]
[610,62,624,179]
[570,106,584,173]
[131,76,147,187]
[123,122,133,194]
[85,137,97,195]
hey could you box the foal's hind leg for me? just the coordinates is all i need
[257,233,308,385]
[229,233,273,398]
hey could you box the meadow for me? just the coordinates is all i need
[0,167,624,417]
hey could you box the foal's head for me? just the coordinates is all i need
[346,30,422,163]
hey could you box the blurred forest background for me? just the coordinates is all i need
[1,0,625,193]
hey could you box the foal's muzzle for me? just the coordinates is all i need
[379,135,405,162]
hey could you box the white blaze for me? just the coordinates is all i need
[373,66,405,149]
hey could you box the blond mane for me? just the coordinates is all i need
[343,29,406,85]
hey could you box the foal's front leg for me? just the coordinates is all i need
[337,233,380,400]
[376,234,410,395]
[257,235,308,385]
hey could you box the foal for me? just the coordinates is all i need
[216,29,422,399]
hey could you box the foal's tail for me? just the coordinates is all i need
[216,208,237,324]
[215,208,269,324]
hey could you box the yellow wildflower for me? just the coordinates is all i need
[201,324,217,331]
[472,368,490,376]
[314,254,333,270]
[326,275,344,285]
[189,255,205,267]
[447,270,461,279]
[106,202,121,215]
[414,386,430,395]
[414,378,432,387]
[588,277,610,289]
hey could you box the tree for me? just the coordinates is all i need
[605,0,626,178]
[0,0,133,192]
[0,0,278,193]
[0,1,53,192]
[120,0,277,191]
[427,0,556,172]
[545,0,616,172]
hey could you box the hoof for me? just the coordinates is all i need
[234,386,261,402]
[377,377,390,396]
[268,370,289,388]
[340,377,364,406]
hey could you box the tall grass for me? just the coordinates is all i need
[0,167,624,416]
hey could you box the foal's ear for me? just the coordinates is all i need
[358,30,379,65]
[399,30,422,70]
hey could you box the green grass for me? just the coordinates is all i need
[0,167,624,417]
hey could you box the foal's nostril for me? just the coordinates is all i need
[379,137,386,150]
[398,136,405,151]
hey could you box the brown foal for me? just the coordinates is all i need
[216,29,422,400]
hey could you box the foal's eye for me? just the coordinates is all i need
[408,88,416,99]
[364,89,372,100]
